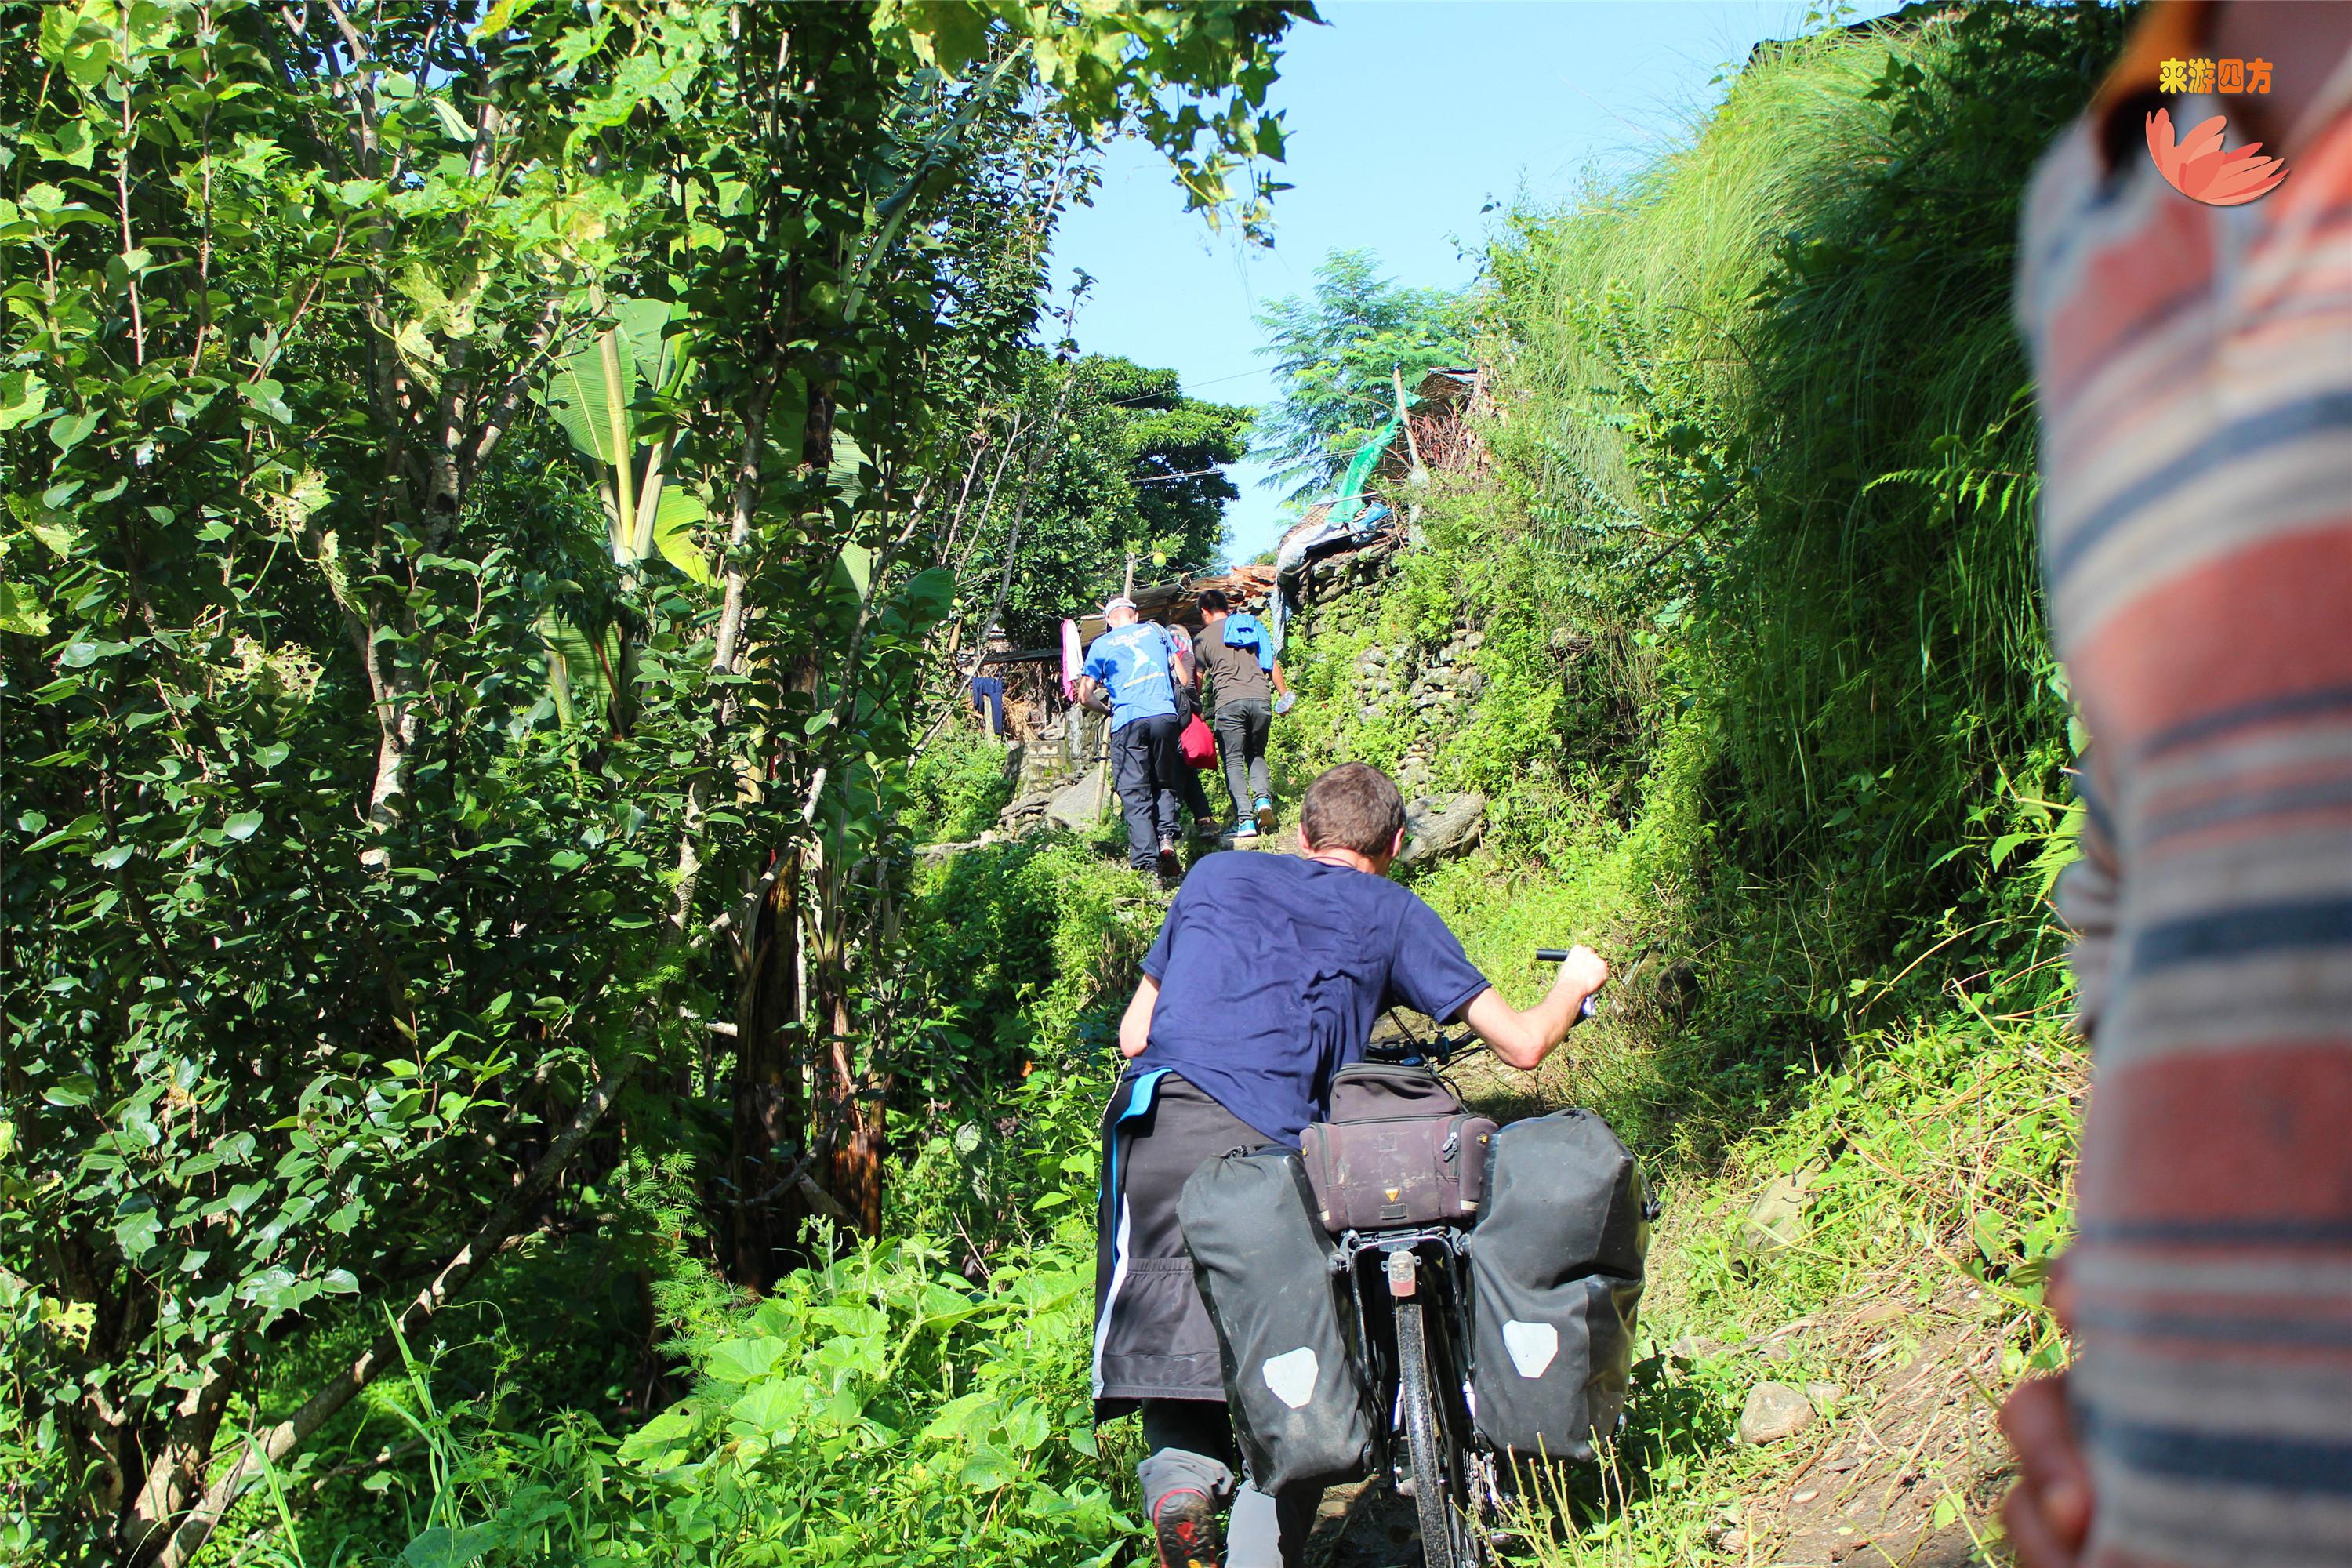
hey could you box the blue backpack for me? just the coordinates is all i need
[1221,612,1277,672]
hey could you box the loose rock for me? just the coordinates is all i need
[1396,792,1486,868]
[1044,772,1109,831]
[1737,1381,1817,1445]
[1738,1171,1814,1259]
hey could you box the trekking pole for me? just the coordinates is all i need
[1533,949,1604,1018]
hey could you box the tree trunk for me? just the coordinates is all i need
[806,841,884,1238]
[727,854,811,1287]
[819,984,886,1238]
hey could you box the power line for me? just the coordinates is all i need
[1130,465,1232,486]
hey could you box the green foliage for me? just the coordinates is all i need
[281,839,1156,1566]
[900,837,1157,1080]
[359,1232,1127,1568]
[876,0,1317,240]
[0,2,1304,1561]
[1253,248,1471,505]
[904,729,1017,844]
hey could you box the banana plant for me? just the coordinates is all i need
[544,296,713,584]
[535,299,709,731]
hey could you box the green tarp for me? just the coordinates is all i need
[1325,414,1401,531]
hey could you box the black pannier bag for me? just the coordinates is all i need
[1177,1146,1374,1491]
[1464,1108,1650,1463]
[1298,1062,1499,1233]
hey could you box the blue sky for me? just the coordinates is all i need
[1048,0,1896,564]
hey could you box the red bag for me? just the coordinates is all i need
[1179,713,1218,768]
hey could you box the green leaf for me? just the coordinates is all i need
[223,811,264,841]
[828,429,870,510]
[615,1402,698,1468]
[704,1336,787,1383]
[728,1377,802,1436]
[49,408,100,454]
[890,566,955,633]
[612,296,683,394]
[114,1203,162,1263]
[835,542,875,601]
[429,96,474,143]
[399,1524,498,1568]
[43,1074,96,1108]
[652,489,713,585]
[0,371,49,431]
[0,583,49,637]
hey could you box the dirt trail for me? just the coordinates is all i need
[1689,1276,2012,1568]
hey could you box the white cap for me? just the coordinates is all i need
[1102,595,1138,615]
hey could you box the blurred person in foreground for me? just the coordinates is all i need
[2002,3,2352,1564]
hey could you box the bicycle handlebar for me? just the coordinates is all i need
[1364,949,1605,1065]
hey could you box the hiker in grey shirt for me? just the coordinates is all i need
[1190,589,1292,838]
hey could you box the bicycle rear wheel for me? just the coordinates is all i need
[1395,1298,1483,1568]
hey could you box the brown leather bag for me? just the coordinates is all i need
[1299,1062,1497,1234]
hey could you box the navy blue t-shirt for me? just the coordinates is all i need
[1136,851,1491,1147]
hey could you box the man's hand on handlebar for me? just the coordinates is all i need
[1460,945,1607,1073]
[1548,944,1608,1002]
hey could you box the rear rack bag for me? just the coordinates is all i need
[1299,1062,1498,1232]
[1178,1146,1374,1491]
[1464,1108,1650,1463]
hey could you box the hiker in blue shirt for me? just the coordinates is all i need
[1189,588,1292,837]
[1080,595,1200,879]
[1091,762,1608,1568]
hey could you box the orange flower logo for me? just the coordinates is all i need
[2146,109,2288,205]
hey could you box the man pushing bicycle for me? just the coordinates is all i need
[1092,761,1608,1568]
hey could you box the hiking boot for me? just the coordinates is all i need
[1156,838,1179,879]
[1152,1487,1221,1568]
[1254,797,1276,833]
[1191,817,1221,841]
[1230,819,1260,840]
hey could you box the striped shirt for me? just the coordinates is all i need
[2016,11,2352,1565]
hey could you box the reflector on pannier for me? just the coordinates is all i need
[1178,1145,1374,1491]
[1464,1108,1650,1463]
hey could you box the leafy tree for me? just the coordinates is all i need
[1252,247,1470,505]
[0,2,1309,1562]
[960,352,1250,648]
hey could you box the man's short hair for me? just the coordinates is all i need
[1301,763,1406,859]
[1197,587,1230,615]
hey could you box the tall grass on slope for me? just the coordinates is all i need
[1485,2,2125,962]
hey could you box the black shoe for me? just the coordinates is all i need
[1152,1488,1221,1568]
[1156,838,1179,879]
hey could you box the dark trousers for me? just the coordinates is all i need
[1213,698,1272,819]
[1111,713,1183,869]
